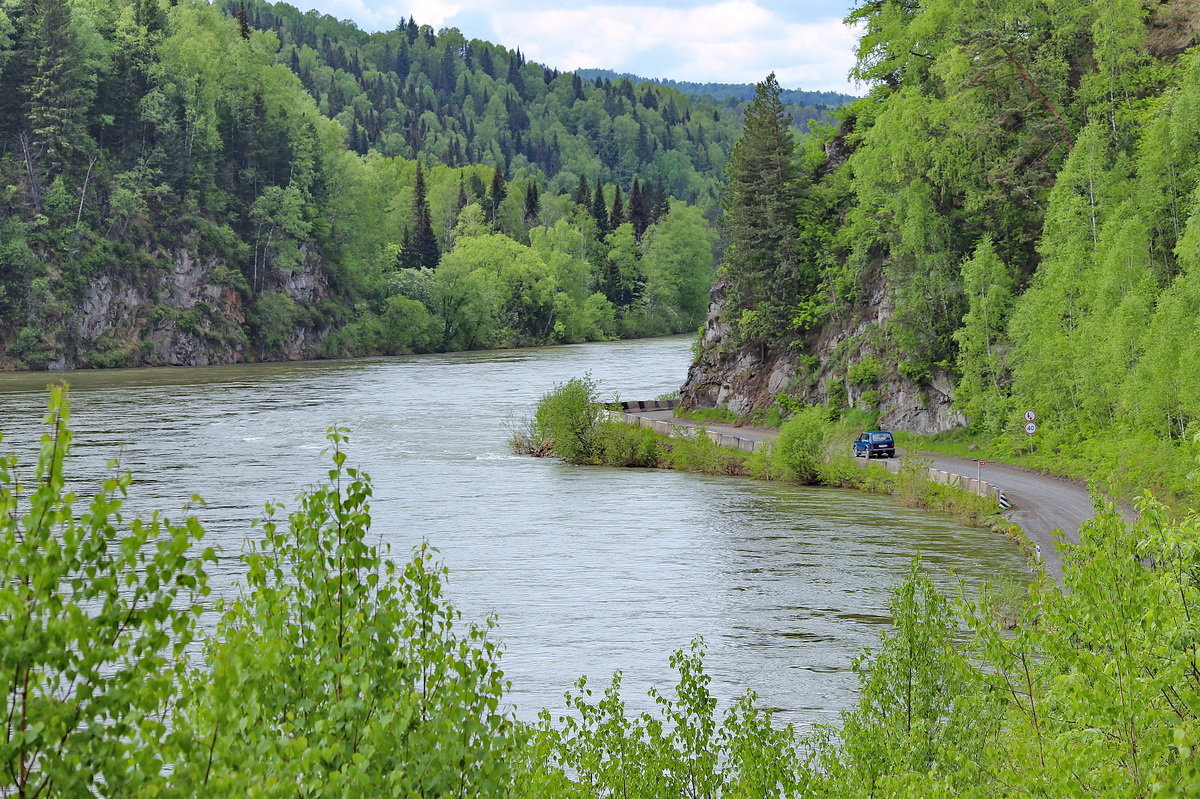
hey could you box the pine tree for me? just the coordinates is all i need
[592,182,610,236]
[609,184,624,230]
[488,166,507,229]
[721,72,801,341]
[27,0,94,177]
[573,174,589,207]
[408,162,440,268]
[629,178,651,241]
[456,176,469,214]
[237,4,251,39]
[523,180,540,224]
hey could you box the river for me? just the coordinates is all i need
[0,335,1026,732]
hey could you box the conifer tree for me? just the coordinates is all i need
[629,178,651,241]
[406,162,439,269]
[573,174,589,207]
[468,174,487,204]
[456,176,469,214]
[721,72,800,339]
[488,166,507,229]
[609,184,624,230]
[649,178,669,223]
[523,180,540,224]
[237,4,251,39]
[27,0,93,177]
[592,182,610,236]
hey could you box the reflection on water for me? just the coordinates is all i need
[0,336,1027,731]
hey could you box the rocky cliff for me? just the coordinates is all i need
[680,275,966,435]
[21,244,333,372]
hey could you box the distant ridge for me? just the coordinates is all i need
[575,69,857,108]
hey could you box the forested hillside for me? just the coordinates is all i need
[575,68,857,133]
[0,0,734,369]
[685,0,1200,501]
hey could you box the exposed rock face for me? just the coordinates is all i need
[681,274,967,435]
[679,277,799,416]
[60,246,331,369]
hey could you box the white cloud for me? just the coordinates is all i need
[297,0,461,31]
[489,2,860,93]
[293,0,862,93]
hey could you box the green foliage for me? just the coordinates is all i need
[846,356,883,387]
[722,73,805,343]
[532,375,605,464]
[597,421,666,467]
[0,0,720,365]
[1,387,213,797]
[168,427,521,794]
[809,560,997,797]
[767,406,832,483]
[252,290,301,354]
[518,640,808,797]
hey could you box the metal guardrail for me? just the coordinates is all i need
[617,399,681,412]
[613,408,765,454]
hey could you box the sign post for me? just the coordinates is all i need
[1024,410,1037,454]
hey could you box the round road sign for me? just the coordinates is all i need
[1024,409,1037,423]
[1024,422,1037,435]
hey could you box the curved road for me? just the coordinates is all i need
[628,410,1127,581]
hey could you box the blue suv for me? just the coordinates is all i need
[853,430,895,459]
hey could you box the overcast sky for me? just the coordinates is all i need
[287,1,864,94]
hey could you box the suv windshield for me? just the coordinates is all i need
[870,433,893,442]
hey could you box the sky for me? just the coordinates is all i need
[284,1,864,94]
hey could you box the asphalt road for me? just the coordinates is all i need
[626,410,1125,581]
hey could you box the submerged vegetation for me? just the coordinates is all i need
[6,390,1200,796]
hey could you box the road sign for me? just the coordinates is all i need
[1025,422,1037,435]
[1024,410,1036,423]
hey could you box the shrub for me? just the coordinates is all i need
[167,428,521,794]
[847,356,883,387]
[769,406,831,483]
[516,640,808,797]
[1,388,213,797]
[531,375,605,464]
[599,421,666,467]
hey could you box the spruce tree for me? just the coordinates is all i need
[456,176,469,214]
[629,178,650,241]
[468,174,487,204]
[573,174,589,207]
[237,4,251,39]
[409,162,440,269]
[523,180,540,224]
[27,0,93,177]
[592,182,610,236]
[609,184,624,230]
[488,166,507,229]
[721,72,801,341]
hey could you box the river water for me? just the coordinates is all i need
[0,335,1026,731]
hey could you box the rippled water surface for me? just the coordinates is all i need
[0,336,1027,730]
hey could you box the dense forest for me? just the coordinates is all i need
[692,0,1200,503]
[575,68,857,133]
[0,0,737,370]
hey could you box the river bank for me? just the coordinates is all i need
[0,336,1026,731]
[520,380,1030,568]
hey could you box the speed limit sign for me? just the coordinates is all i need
[1025,422,1037,434]
[1024,410,1036,423]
